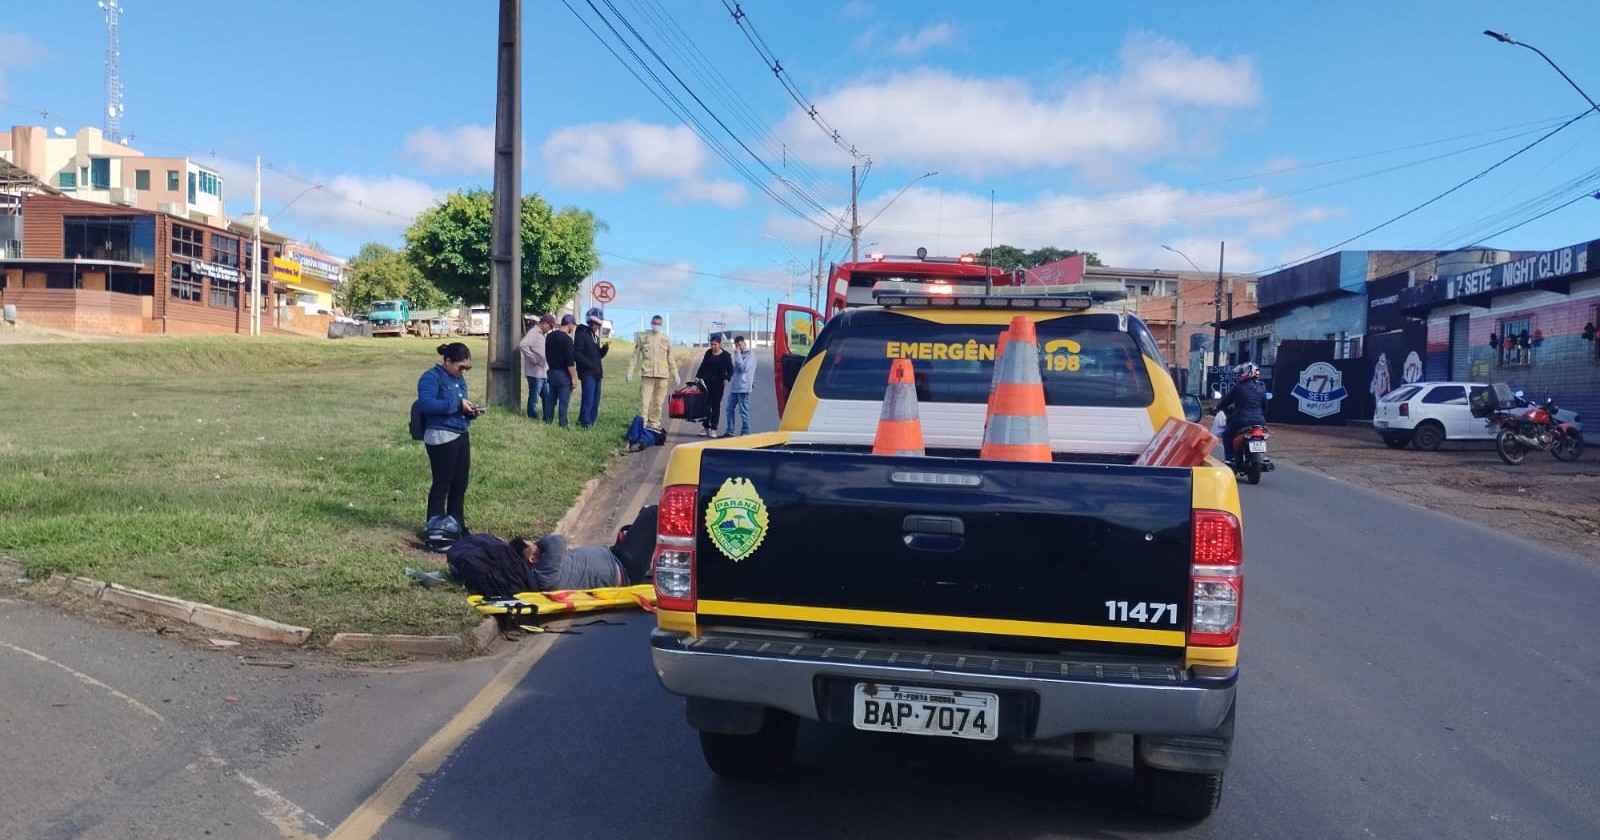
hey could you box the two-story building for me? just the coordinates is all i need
[0,125,227,228]
[0,193,283,335]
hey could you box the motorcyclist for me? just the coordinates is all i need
[1216,363,1267,465]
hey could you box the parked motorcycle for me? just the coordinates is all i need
[1488,392,1584,466]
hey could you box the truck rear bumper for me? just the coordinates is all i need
[651,630,1235,740]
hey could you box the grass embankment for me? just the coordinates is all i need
[0,335,641,641]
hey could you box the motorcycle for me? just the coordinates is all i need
[1212,390,1276,485]
[1487,392,1584,466]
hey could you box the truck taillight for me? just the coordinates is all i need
[1189,510,1242,647]
[654,484,698,611]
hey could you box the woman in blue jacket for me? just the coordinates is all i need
[417,343,483,531]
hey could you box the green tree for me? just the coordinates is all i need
[335,243,450,314]
[977,244,1104,270]
[403,188,603,314]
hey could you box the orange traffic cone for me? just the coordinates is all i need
[984,329,1012,420]
[873,358,925,456]
[980,315,1051,462]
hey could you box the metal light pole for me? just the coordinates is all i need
[1484,31,1600,116]
[850,164,860,263]
[251,156,261,336]
[1214,241,1226,372]
[853,170,938,261]
[487,0,522,409]
[1161,245,1204,374]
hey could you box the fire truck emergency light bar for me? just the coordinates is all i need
[870,280,1126,310]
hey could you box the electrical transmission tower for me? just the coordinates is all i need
[99,0,125,142]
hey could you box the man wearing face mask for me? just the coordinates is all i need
[627,313,680,433]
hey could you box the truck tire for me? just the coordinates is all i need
[699,709,797,780]
[1133,756,1224,820]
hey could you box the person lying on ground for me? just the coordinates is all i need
[446,506,658,597]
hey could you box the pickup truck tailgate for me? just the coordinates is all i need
[692,447,1194,655]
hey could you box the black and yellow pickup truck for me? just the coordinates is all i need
[649,281,1242,820]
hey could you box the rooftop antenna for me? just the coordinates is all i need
[98,0,125,142]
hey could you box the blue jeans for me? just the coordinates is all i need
[725,391,751,435]
[579,375,602,428]
[545,370,573,427]
[525,376,547,420]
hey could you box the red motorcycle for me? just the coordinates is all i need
[1489,394,1584,466]
[1230,424,1275,485]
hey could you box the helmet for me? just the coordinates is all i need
[1235,362,1260,382]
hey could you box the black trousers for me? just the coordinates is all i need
[702,380,726,430]
[425,433,471,526]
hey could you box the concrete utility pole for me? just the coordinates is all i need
[850,164,860,263]
[251,155,261,336]
[486,0,522,409]
[1213,241,1226,372]
[815,235,825,311]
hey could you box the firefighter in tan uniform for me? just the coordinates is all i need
[626,314,680,431]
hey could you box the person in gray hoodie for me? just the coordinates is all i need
[723,334,756,437]
[509,532,650,590]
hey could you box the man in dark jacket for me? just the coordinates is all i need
[694,334,734,436]
[1215,363,1267,465]
[544,314,578,427]
[574,307,610,428]
[446,506,657,597]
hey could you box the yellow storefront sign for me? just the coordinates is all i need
[272,257,301,283]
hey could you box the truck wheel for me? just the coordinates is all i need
[699,709,797,780]
[1133,756,1224,820]
[1411,422,1444,451]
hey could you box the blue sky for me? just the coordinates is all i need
[3,0,1599,332]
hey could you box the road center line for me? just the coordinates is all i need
[0,638,165,723]
[325,631,560,840]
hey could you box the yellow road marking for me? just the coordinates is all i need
[0,638,165,723]
[325,631,559,840]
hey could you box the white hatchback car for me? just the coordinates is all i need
[1373,382,1584,450]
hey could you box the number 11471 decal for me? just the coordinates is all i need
[1105,601,1180,625]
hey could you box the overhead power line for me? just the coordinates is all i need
[1252,109,1594,274]
[719,0,870,164]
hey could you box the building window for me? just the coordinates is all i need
[197,170,221,197]
[167,170,180,191]
[170,262,203,302]
[135,169,150,190]
[172,223,205,259]
[64,215,156,264]
[89,157,111,189]
[1495,317,1532,366]
[58,171,77,190]
[208,278,239,309]
[188,172,196,203]
[209,233,239,268]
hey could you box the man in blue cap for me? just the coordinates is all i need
[573,307,611,428]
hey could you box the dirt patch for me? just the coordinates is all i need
[1262,422,1600,559]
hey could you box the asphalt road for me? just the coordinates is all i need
[7,366,1597,839]
[358,375,1600,840]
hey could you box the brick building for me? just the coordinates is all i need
[0,193,284,335]
[1135,271,1258,395]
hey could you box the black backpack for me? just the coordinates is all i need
[409,399,426,441]
[446,533,532,598]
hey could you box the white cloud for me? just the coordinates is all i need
[667,178,747,208]
[765,181,1337,275]
[542,120,706,190]
[401,123,495,175]
[891,23,954,57]
[215,155,442,245]
[0,33,46,98]
[773,34,1261,178]
[840,1,874,20]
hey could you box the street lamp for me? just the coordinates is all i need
[1161,244,1203,274]
[1483,31,1600,116]
[250,180,323,337]
[852,170,938,260]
